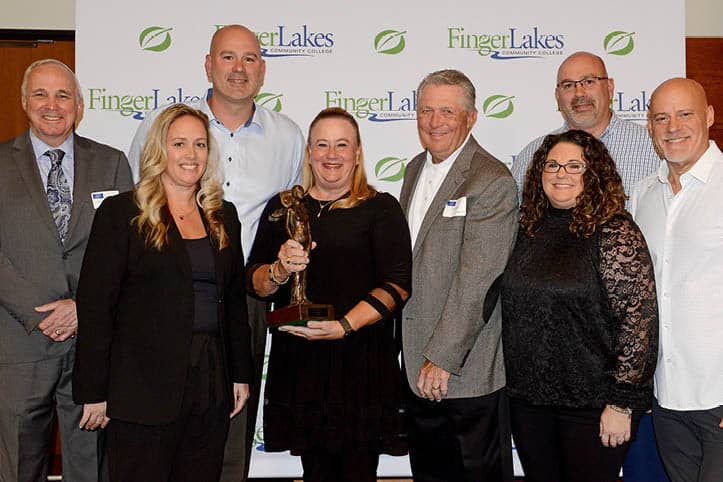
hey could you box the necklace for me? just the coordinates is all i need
[317,199,335,218]
[170,204,196,221]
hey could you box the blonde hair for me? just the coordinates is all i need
[133,104,229,250]
[301,107,376,209]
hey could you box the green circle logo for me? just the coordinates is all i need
[483,95,515,119]
[374,29,407,55]
[604,31,636,56]
[139,26,173,52]
[255,92,284,112]
[374,156,407,182]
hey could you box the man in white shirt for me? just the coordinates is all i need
[128,25,305,482]
[631,78,723,482]
[399,69,518,481]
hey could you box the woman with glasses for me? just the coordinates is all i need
[500,129,659,482]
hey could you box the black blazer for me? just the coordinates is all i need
[72,191,251,425]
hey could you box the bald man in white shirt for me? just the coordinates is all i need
[631,78,723,482]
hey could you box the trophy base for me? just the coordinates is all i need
[267,303,335,327]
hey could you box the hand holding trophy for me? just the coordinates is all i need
[266,185,334,326]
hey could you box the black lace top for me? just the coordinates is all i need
[501,207,658,410]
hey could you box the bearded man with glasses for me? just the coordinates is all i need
[512,52,660,210]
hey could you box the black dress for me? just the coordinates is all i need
[501,207,658,410]
[247,191,412,456]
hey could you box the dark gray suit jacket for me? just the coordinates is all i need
[0,130,133,364]
[400,135,518,399]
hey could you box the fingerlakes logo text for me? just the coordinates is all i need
[325,90,417,122]
[612,90,649,121]
[448,26,564,59]
[86,87,201,120]
[252,25,334,57]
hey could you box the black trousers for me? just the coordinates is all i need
[405,383,513,482]
[106,334,230,482]
[509,397,640,482]
[300,449,379,482]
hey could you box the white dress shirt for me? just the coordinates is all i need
[128,91,305,261]
[407,134,470,248]
[631,141,723,411]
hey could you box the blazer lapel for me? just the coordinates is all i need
[65,136,92,246]
[12,132,62,243]
[400,154,424,214]
[412,137,476,260]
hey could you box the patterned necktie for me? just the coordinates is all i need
[45,149,71,243]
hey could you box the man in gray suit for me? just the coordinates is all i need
[400,69,518,481]
[0,59,133,482]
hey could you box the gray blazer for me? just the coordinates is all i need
[0,130,133,363]
[400,135,518,399]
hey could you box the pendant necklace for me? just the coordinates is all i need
[317,199,334,218]
[171,205,196,221]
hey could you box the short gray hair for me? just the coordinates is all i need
[21,59,83,106]
[417,69,476,112]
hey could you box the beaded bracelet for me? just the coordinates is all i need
[268,260,290,286]
[607,404,633,416]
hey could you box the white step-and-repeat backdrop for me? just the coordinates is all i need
[76,0,684,477]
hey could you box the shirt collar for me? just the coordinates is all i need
[204,88,261,133]
[424,132,472,170]
[28,130,74,161]
[656,140,720,185]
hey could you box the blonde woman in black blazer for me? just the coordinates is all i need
[72,104,252,482]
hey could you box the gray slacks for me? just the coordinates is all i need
[653,399,723,482]
[219,296,267,482]
[0,344,102,482]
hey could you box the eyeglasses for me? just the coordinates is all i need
[556,76,608,92]
[543,161,587,174]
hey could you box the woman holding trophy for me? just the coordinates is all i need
[246,107,412,482]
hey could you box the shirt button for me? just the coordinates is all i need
[228,157,232,162]
[226,182,230,186]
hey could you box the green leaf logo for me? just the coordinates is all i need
[482,95,515,119]
[255,92,283,112]
[604,31,635,56]
[374,156,407,182]
[139,26,173,52]
[374,29,407,55]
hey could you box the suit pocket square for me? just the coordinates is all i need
[442,197,467,217]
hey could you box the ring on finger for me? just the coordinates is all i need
[55,329,62,335]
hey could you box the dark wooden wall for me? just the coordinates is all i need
[686,38,723,145]
[0,32,75,142]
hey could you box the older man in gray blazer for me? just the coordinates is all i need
[0,59,133,482]
[400,69,518,482]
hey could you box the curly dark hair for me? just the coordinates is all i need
[520,129,627,238]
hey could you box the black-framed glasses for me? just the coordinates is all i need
[543,161,587,174]
[556,76,608,92]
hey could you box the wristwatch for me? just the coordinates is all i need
[338,316,355,337]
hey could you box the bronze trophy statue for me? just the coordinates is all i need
[266,185,334,326]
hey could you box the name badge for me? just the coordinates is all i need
[442,196,467,217]
[90,190,120,209]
